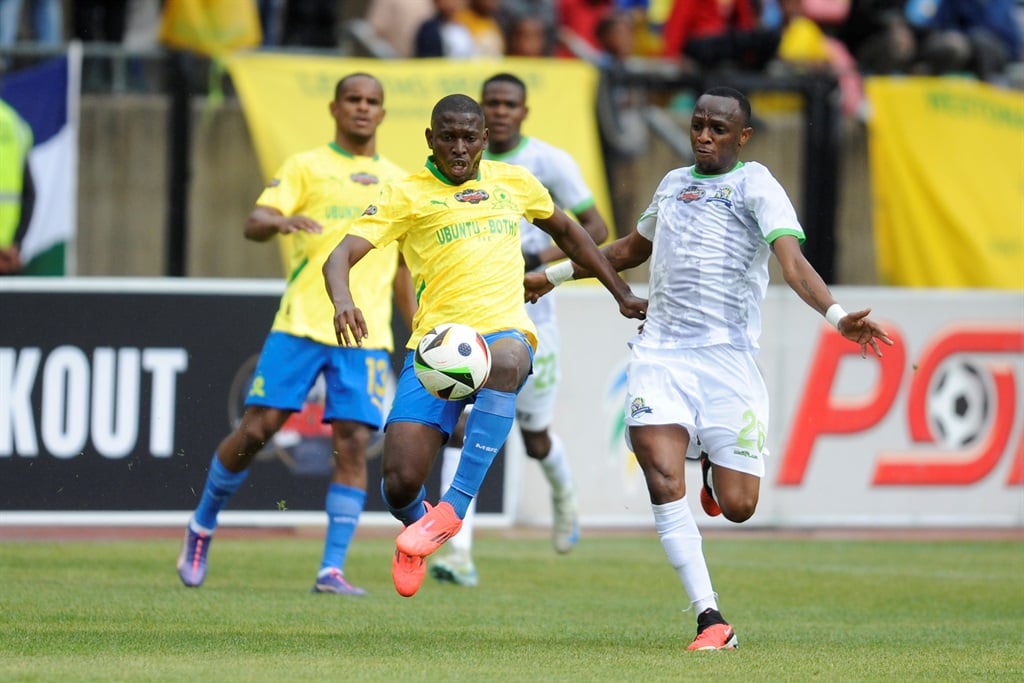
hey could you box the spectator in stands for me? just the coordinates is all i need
[505,13,552,56]
[0,0,62,49]
[661,0,781,71]
[836,0,917,75]
[454,0,506,57]
[910,0,1021,81]
[556,0,615,58]
[498,0,556,53]
[618,0,670,57]
[282,0,338,47]
[774,0,865,117]
[414,0,476,58]
[258,0,286,47]
[593,11,648,240]
[366,0,435,58]
[73,0,127,42]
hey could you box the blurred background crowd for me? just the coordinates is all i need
[2,1,1022,94]
[1,1,1022,282]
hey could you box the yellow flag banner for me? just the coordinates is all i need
[224,54,611,233]
[158,0,262,56]
[866,77,1024,289]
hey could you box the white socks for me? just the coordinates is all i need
[440,445,475,555]
[652,496,717,613]
[440,433,574,557]
[539,433,573,497]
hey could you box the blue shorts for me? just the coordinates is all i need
[386,329,533,438]
[245,331,390,429]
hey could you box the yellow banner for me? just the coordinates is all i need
[866,77,1024,289]
[159,0,262,56]
[224,54,612,245]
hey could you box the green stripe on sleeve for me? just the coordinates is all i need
[765,228,805,245]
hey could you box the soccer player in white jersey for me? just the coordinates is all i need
[176,74,415,595]
[430,73,610,587]
[527,87,893,650]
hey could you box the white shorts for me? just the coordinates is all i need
[516,317,560,431]
[624,344,769,477]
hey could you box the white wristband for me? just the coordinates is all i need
[825,303,847,330]
[545,260,575,287]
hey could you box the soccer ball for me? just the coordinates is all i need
[926,360,991,448]
[414,323,492,400]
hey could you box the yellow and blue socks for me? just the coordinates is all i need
[384,481,427,526]
[319,483,365,572]
[193,454,249,532]
[443,389,516,518]
[440,446,476,554]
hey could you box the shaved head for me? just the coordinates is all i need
[431,94,483,128]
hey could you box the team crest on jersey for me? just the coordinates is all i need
[266,178,281,188]
[350,172,379,186]
[707,186,734,207]
[489,186,517,209]
[454,188,490,204]
[629,397,653,418]
[362,205,378,216]
[677,185,704,203]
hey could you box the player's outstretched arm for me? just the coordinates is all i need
[534,209,647,320]
[244,205,322,242]
[834,308,893,358]
[529,205,610,266]
[323,234,375,347]
[527,229,652,303]
[773,235,893,358]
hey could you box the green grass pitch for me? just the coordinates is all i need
[2,530,1021,682]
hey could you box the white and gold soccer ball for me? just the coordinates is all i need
[413,323,492,400]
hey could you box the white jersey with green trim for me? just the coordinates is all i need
[634,161,806,352]
[484,136,596,325]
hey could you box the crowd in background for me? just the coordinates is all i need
[3,1,1021,263]
[1,1,1022,92]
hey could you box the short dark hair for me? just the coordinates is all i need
[335,72,381,101]
[702,86,751,126]
[481,72,527,99]
[596,11,630,43]
[431,94,484,126]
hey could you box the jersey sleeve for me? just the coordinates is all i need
[255,155,304,215]
[544,146,595,215]
[636,171,675,241]
[744,164,805,244]
[347,182,410,248]
[519,168,556,223]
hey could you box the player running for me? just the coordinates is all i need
[526,87,893,650]
[176,73,414,595]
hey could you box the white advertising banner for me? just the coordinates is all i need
[515,286,1024,528]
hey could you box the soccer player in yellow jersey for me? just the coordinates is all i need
[323,93,647,598]
[177,73,415,596]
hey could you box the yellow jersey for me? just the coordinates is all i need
[257,143,406,349]
[348,158,555,350]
